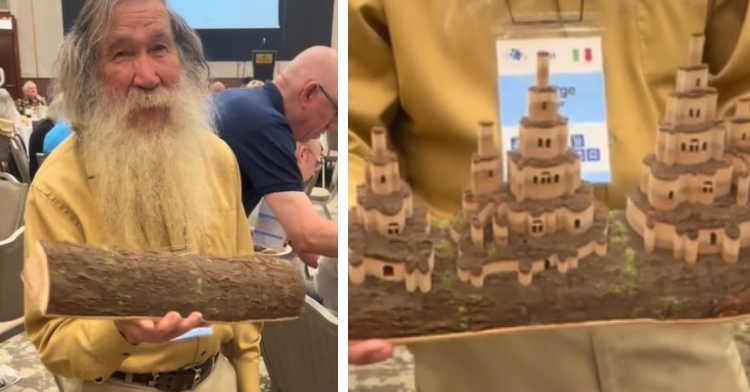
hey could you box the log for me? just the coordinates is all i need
[348,211,750,345]
[22,240,305,323]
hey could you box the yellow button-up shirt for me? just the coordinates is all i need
[23,133,262,392]
[349,0,750,391]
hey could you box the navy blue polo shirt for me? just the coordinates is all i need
[214,83,303,214]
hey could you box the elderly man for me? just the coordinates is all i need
[215,46,338,258]
[15,81,46,115]
[23,1,261,392]
[296,138,322,183]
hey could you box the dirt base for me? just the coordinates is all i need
[348,211,750,341]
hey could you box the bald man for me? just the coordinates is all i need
[209,81,226,95]
[214,46,338,259]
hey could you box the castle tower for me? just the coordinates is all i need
[643,33,726,210]
[656,33,723,170]
[449,50,609,288]
[349,127,436,293]
[726,98,750,148]
[366,127,401,196]
[625,33,745,264]
[509,51,578,202]
[470,121,502,197]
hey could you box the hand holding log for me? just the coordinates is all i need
[115,311,206,345]
[21,240,306,323]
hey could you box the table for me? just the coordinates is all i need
[0,333,57,392]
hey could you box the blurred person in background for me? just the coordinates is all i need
[15,81,46,115]
[28,96,63,179]
[210,81,226,95]
[215,46,339,259]
[0,88,18,137]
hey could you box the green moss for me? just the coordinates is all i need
[434,239,453,255]
[609,282,638,296]
[623,247,637,280]
[660,296,681,315]
[611,247,639,296]
[613,220,629,236]
[435,220,451,231]
[486,243,497,258]
[436,271,454,287]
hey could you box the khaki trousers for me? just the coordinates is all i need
[61,355,237,392]
[411,323,749,392]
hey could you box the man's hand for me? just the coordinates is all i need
[349,340,393,365]
[114,311,205,345]
[297,252,320,268]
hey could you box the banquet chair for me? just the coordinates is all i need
[310,162,337,219]
[0,172,27,239]
[0,226,24,322]
[261,296,337,392]
[37,153,48,167]
[8,136,30,184]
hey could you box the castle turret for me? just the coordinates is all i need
[625,33,748,265]
[349,127,436,293]
[509,51,578,201]
[662,35,721,164]
[367,127,400,196]
[525,52,558,125]
[470,121,502,197]
[727,98,750,147]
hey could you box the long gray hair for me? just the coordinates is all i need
[0,88,18,122]
[50,0,210,127]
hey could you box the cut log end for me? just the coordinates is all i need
[20,241,51,316]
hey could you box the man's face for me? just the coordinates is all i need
[297,142,322,181]
[24,84,38,99]
[98,0,180,127]
[78,0,216,248]
[297,82,338,142]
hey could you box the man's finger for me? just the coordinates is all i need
[153,312,182,338]
[162,312,205,342]
[348,340,393,365]
[135,319,157,332]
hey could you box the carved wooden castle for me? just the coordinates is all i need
[448,51,609,287]
[349,33,750,300]
[347,128,436,293]
[348,51,609,292]
[625,33,750,264]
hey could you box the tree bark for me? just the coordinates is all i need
[349,211,750,343]
[22,240,306,323]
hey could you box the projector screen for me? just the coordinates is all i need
[167,0,280,29]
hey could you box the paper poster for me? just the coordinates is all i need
[496,36,611,184]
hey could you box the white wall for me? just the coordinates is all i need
[8,0,338,79]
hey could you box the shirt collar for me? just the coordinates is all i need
[263,81,285,116]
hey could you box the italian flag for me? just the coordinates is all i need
[572,48,593,62]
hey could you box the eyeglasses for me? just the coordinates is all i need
[303,145,322,161]
[318,85,338,118]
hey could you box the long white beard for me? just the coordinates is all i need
[76,81,217,249]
